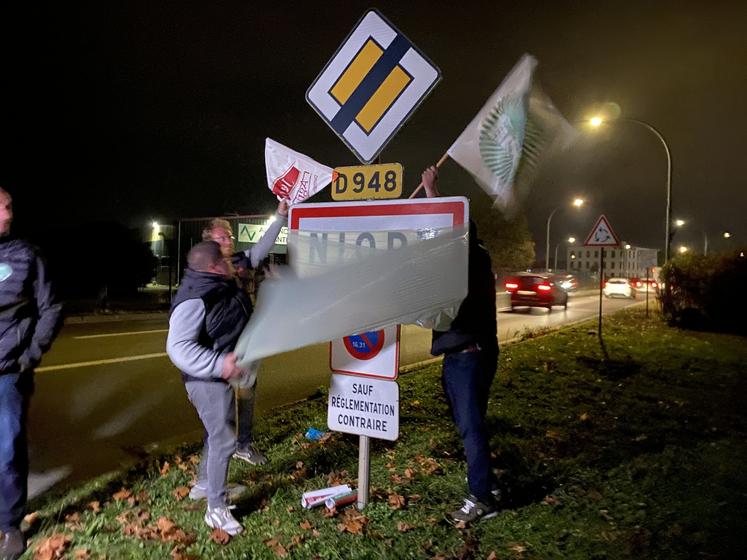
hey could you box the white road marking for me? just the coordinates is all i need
[74,329,168,340]
[37,352,168,372]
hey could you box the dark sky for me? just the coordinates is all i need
[2,1,745,259]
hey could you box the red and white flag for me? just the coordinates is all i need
[264,138,333,204]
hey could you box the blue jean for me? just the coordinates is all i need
[0,373,33,531]
[441,346,498,503]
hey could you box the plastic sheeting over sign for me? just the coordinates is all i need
[234,225,468,366]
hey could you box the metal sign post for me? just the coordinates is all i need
[584,214,620,362]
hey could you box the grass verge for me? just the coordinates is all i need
[25,307,747,559]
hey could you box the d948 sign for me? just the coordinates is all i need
[331,163,403,201]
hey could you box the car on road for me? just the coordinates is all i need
[505,272,568,311]
[630,277,659,295]
[603,277,634,298]
[552,273,578,292]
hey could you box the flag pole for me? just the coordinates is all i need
[408,152,450,198]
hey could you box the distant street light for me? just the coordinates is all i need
[723,231,731,239]
[675,219,686,227]
[588,115,673,262]
[546,198,585,271]
[678,245,689,254]
[553,236,577,271]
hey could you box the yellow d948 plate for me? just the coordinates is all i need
[331,163,403,200]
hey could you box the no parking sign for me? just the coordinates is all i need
[330,325,400,379]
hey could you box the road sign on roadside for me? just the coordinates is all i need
[584,214,620,247]
[306,9,441,164]
[327,374,399,440]
[332,163,403,200]
[331,325,400,379]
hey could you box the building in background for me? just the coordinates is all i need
[567,244,658,281]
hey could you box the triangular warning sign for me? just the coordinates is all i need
[583,214,620,247]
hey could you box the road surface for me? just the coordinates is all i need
[28,290,648,497]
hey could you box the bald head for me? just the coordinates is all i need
[187,241,224,273]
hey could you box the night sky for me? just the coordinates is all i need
[2,1,745,260]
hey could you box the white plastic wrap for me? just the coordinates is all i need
[234,225,468,366]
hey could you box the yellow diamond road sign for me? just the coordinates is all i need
[306,9,441,164]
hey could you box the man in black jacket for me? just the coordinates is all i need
[0,187,62,559]
[421,167,501,526]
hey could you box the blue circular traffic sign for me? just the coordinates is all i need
[343,330,385,360]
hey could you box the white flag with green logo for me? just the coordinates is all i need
[447,54,574,208]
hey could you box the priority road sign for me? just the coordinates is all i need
[584,214,620,247]
[306,9,441,164]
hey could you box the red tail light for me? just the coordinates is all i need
[505,282,519,291]
[537,283,551,291]
[651,282,657,287]
[634,281,642,288]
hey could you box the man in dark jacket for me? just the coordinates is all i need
[166,241,251,536]
[0,187,62,559]
[421,167,501,526]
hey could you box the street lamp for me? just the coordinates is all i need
[678,245,689,254]
[588,115,673,262]
[554,236,577,271]
[546,198,585,272]
[723,231,731,239]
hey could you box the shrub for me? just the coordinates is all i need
[660,252,747,333]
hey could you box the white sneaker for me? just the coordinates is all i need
[189,483,247,502]
[204,506,243,536]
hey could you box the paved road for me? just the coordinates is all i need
[28,291,648,497]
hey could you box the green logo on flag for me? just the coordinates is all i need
[478,96,526,187]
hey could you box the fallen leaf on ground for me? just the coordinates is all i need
[404,467,415,480]
[336,508,368,534]
[160,461,171,476]
[263,538,289,557]
[387,493,406,510]
[579,412,590,422]
[397,522,414,532]
[486,552,498,560]
[299,520,312,530]
[209,528,231,545]
[508,543,527,554]
[33,533,72,560]
[112,488,132,501]
[542,495,559,506]
[172,486,190,501]
[87,501,101,513]
[23,511,40,527]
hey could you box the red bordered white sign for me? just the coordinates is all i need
[583,214,620,247]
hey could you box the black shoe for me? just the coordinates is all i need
[0,528,25,560]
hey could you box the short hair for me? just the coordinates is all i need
[202,218,233,241]
[187,241,223,272]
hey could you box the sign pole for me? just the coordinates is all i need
[645,266,651,318]
[357,435,370,510]
[598,248,609,360]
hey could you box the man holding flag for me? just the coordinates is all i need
[420,166,502,526]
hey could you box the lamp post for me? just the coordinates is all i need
[588,116,673,262]
[554,236,576,271]
[546,199,584,271]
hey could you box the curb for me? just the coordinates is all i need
[63,311,168,325]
